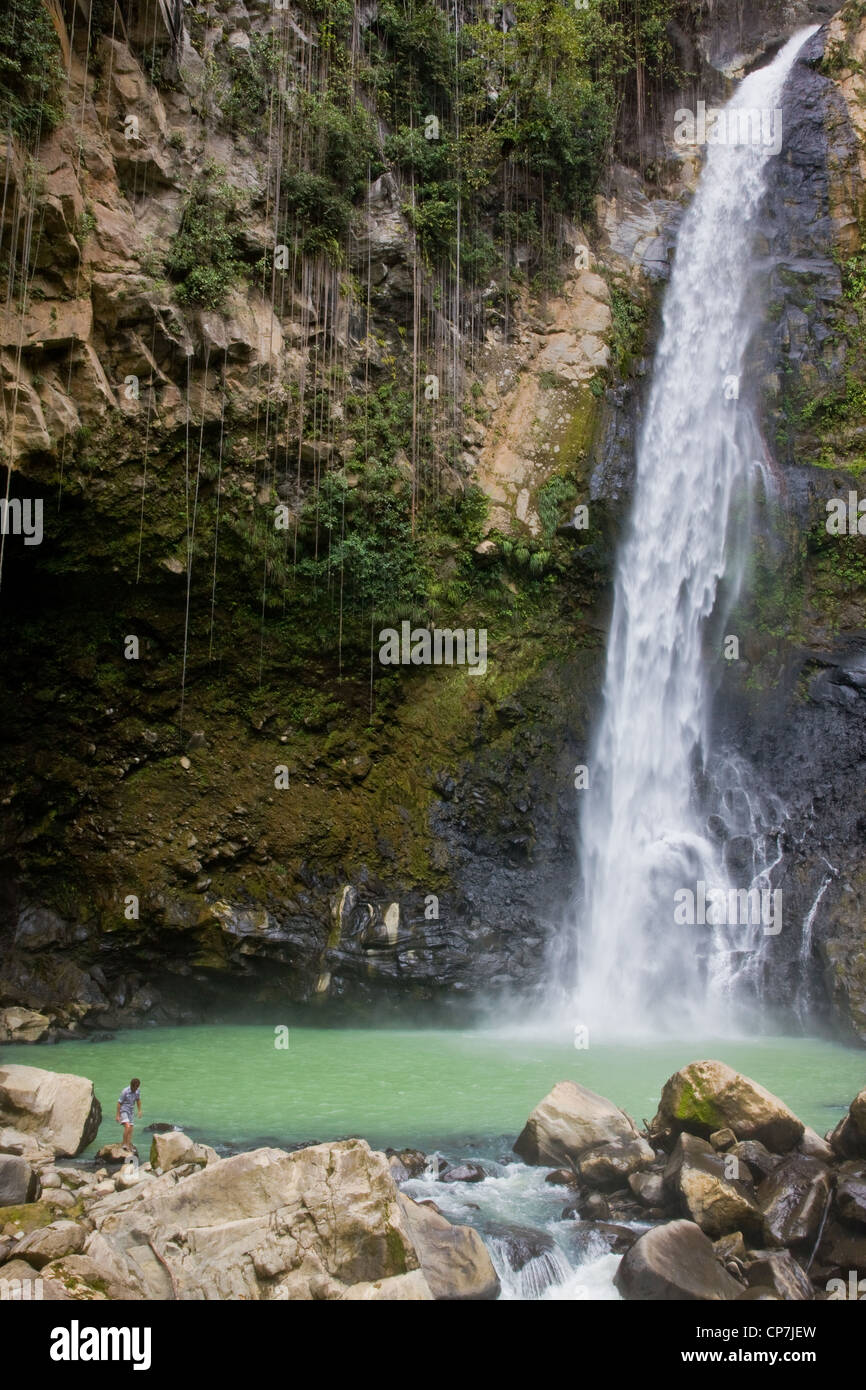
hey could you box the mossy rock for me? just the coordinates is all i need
[0,1199,58,1234]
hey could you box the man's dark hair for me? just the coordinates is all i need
[131,1078,141,1089]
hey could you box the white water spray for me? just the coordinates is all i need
[572,30,817,1037]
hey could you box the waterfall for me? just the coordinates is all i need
[570,30,818,1038]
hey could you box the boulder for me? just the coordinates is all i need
[758,1155,831,1248]
[0,1125,56,1164]
[614,1220,743,1301]
[730,1139,782,1182]
[14,1220,87,1269]
[545,1168,580,1188]
[0,1008,51,1043]
[43,1187,76,1211]
[572,1192,610,1221]
[814,1218,866,1279]
[514,1080,639,1166]
[651,1061,804,1153]
[829,1089,866,1160]
[0,1155,41,1206]
[387,1148,428,1179]
[484,1222,559,1273]
[397,1192,499,1300]
[440,1162,486,1184]
[0,1066,102,1157]
[628,1171,667,1208]
[571,1221,637,1256]
[665,1133,762,1239]
[149,1130,210,1172]
[834,1161,866,1226]
[743,1250,813,1301]
[54,1167,89,1191]
[799,1126,834,1164]
[578,1137,655,1191]
[91,1141,425,1300]
[95,1144,137,1167]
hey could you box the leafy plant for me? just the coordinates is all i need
[166,168,248,308]
[0,0,65,144]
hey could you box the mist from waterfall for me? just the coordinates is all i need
[564,29,818,1039]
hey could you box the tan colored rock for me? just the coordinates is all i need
[0,1125,55,1164]
[651,1061,804,1153]
[665,1133,762,1240]
[0,1066,102,1158]
[149,1130,203,1172]
[579,1136,656,1190]
[514,1079,639,1166]
[14,1220,87,1269]
[799,1125,834,1163]
[0,300,92,350]
[44,1187,77,1210]
[0,1008,51,1044]
[91,1140,421,1300]
[397,1193,499,1300]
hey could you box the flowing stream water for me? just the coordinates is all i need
[572,29,818,1038]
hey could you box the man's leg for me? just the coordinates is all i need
[122,1121,133,1150]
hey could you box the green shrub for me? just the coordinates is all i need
[166,169,247,309]
[0,0,64,144]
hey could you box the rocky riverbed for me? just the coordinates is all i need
[1,1058,864,1300]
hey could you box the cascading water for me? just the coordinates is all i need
[570,30,818,1038]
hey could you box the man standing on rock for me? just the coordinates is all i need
[116,1077,142,1152]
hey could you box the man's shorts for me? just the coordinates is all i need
[119,1112,134,1126]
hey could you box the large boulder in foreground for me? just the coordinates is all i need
[651,1061,804,1153]
[614,1219,743,1301]
[397,1192,499,1300]
[89,1139,490,1300]
[514,1080,639,1167]
[0,1065,102,1157]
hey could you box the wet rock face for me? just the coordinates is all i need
[694,0,838,75]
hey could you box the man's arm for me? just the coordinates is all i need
[136,1096,142,1116]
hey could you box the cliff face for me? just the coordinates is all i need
[1,0,866,1038]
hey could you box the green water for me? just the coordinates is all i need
[3,1027,863,1158]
